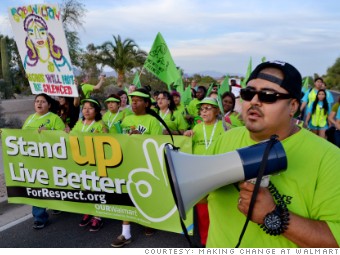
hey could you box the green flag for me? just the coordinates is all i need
[181,86,192,106]
[132,71,142,88]
[216,96,230,131]
[241,57,252,88]
[173,69,184,94]
[218,75,230,97]
[302,77,309,93]
[206,82,214,97]
[144,32,180,91]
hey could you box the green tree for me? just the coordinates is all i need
[1,37,13,98]
[325,57,340,91]
[0,34,28,96]
[94,35,147,88]
[11,38,29,93]
[200,76,216,85]
[192,74,202,83]
[60,0,87,67]
[79,43,101,78]
[0,35,3,79]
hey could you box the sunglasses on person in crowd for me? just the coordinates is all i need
[199,106,216,112]
[240,88,291,103]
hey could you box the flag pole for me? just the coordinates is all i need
[138,66,145,87]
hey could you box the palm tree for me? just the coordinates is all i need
[60,0,86,67]
[95,35,147,87]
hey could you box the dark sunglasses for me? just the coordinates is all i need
[240,88,291,103]
[199,106,215,111]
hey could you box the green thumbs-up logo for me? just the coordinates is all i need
[126,138,177,222]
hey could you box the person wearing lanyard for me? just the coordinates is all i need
[183,97,225,247]
[22,93,65,230]
[110,88,163,248]
[102,94,124,134]
[69,98,106,231]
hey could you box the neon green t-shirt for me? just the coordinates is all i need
[207,127,340,247]
[102,110,124,134]
[175,104,186,116]
[159,110,188,133]
[225,112,244,128]
[192,120,225,155]
[186,98,200,117]
[119,106,133,120]
[71,120,105,133]
[22,112,65,130]
[174,106,190,130]
[121,114,163,135]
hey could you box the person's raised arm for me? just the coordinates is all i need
[93,75,105,91]
[73,79,80,107]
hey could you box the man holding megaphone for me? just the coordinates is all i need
[207,61,340,247]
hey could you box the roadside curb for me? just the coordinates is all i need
[0,196,7,205]
[0,197,8,214]
[0,171,7,214]
[0,186,9,214]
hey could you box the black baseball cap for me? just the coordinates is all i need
[247,60,302,100]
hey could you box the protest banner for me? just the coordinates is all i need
[1,129,193,234]
[8,4,78,97]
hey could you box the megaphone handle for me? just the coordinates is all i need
[235,135,278,248]
[247,175,270,187]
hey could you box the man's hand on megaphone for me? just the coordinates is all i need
[237,181,276,224]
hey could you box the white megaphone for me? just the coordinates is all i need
[165,138,287,220]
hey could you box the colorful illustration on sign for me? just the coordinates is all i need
[8,4,78,97]
[23,13,71,73]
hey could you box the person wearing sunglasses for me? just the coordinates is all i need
[206,61,340,248]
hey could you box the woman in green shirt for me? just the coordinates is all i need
[70,98,106,231]
[102,94,124,134]
[71,98,106,134]
[22,93,65,230]
[221,92,244,128]
[155,91,188,135]
[183,97,225,247]
[111,88,163,248]
[117,90,133,120]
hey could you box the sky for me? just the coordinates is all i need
[1,0,340,78]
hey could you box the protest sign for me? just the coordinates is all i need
[8,4,78,97]
[1,129,193,234]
